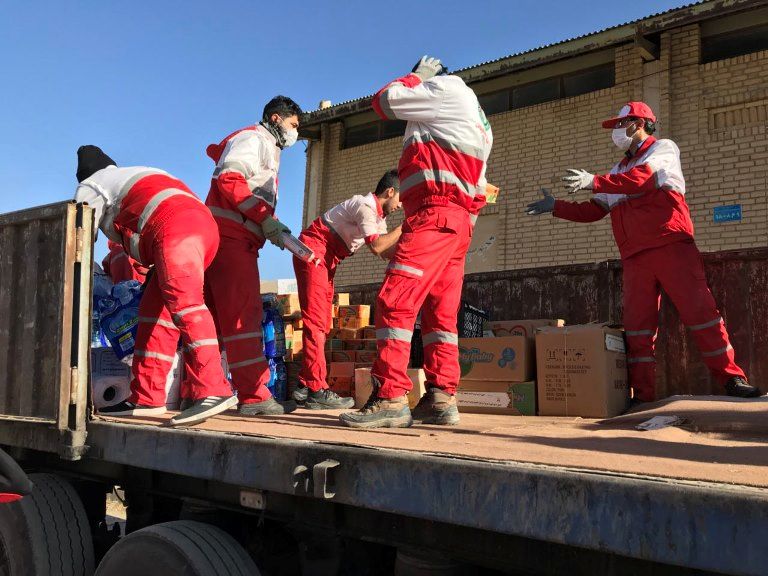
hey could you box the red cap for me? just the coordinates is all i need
[601,102,656,129]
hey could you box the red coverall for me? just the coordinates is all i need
[369,73,493,399]
[204,125,281,404]
[75,167,232,406]
[294,193,388,391]
[553,136,746,401]
[102,240,147,283]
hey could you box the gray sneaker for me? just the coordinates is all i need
[411,387,460,425]
[239,397,297,416]
[305,388,355,410]
[339,393,412,429]
[292,385,309,403]
[169,395,238,427]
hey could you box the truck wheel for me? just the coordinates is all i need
[0,473,95,576]
[95,520,260,576]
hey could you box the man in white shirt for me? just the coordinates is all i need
[292,170,402,409]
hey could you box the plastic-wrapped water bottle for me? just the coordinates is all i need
[272,314,286,358]
[273,360,287,401]
[98,280,142,359]
[262,310,276,358]
[266,358,277,395]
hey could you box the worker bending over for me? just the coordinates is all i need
[74,146,237,425]
[204,96,302,416]
[525,101,760,402]
[340,56,493,428]
[293,169,402,409]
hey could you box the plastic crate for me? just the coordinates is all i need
[409,302,488,368]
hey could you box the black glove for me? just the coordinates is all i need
[525,189,556,215]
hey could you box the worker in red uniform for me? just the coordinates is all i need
[293,169,403,409]
[74,145,237,425]
[102,240,147,283]
[525,102,760,401]
[204,96,302,416]
[340,56,493,428]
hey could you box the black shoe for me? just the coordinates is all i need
[725,377,761,398]
[178,398,193,412]
[411,387,460,425]
[292,385,309,403]
[170,395,238,426]
[305,388,355,410]
[239,397,297,416]
[98,401,166,417]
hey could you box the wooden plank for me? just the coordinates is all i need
[0,224,16,414]
[17,219,40,417]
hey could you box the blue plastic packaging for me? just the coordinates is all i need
[97,280,142,359]
[273,359,287,401]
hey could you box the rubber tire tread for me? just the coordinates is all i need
[95,520,259,576]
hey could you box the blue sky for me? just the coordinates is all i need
[0,0,683,279]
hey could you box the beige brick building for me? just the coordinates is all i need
[300,0,768,288]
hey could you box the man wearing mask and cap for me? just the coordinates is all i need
[73,146,238,425]
[525,102,760,402]
[340,56,493,429]
[204,96,302,416]
[292,169,403,409]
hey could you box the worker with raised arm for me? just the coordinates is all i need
[204,96,302,416]
[525,101,760,402]
[292,169,402,409]
[340,56,493,428]
[73,146,237,425]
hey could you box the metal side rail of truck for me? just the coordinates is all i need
[0,202,767,576]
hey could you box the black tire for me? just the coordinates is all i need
[0,472,95,576]
[94,520,259,576]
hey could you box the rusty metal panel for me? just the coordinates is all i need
[339,248,768,398]
[0,201,92,459]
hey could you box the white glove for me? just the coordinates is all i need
[411,55,444,81]
[261,215,291,250]
[562,169,594,194]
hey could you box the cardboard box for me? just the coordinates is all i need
[353,368,426,409]
[535,325,629,418]
[326,338,344,350]
[332,350,357,362]
[356,350,377,364]
[457,380,536,416]
[343,339,366,351]
[334,293,350,306]
[292,318,304,330]
[278,293,301,316]
[332,317,340,329]
[332,305,339,318]
[330,362,356,378]
[338,317,369,330]
[485,319,565,340]
[458,336,533,382]
[328,376,353,397]
[337,305,370,322]
[361,327,377,340]
[292,330,303,356]
[284,324,294,340]
[338,328,360,340]
[324,351,332,364]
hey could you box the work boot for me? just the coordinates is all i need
[170,395,238,426]
[305,388,355,410]
[411,387,460,425]
[239,397,297,416]
[292,385,309,404]
[99,401,166,417]
[339,392,412,429]
[724,376,761,398]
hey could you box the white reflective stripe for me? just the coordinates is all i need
[387,262,424,277]
[469,213,478,226]
[238,195,261,212]
[172,304,208,322]
[138,317,177,329]
[222,331,263,343]
[688,317,723,332]
[185,338,220,350]
[422,331,458,346]
[228,356,267,369]
[128,234,141,261]
[213,160,250,178]
[134,349,176,363]
[377,89,397,120]
[701,344,732,358]
[626,329,656,337]
[627,357,655,364]
[209,206,265,238]
[376,327,414,342]
[118,170,163,198]
[243,221,265,238]
[137,189,195,231]
[400,169,475,198]
[404,132,485,161]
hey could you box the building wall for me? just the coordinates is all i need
[304,23,768,288]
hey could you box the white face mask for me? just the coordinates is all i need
[611,126,634,151]
[282,124,298,148]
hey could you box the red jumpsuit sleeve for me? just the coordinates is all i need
[553,199,609,223]
[592,164,655,196]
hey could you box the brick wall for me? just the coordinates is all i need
[304,23,768,288]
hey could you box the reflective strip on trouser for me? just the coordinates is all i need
[208,206,265,239]
[204,239,272,403]
[294,251,336,392]
[372,205,472,398]
[128,207,231,406]
[627,356,655,364]
[422,331,458,346]
[386,262,424,278]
